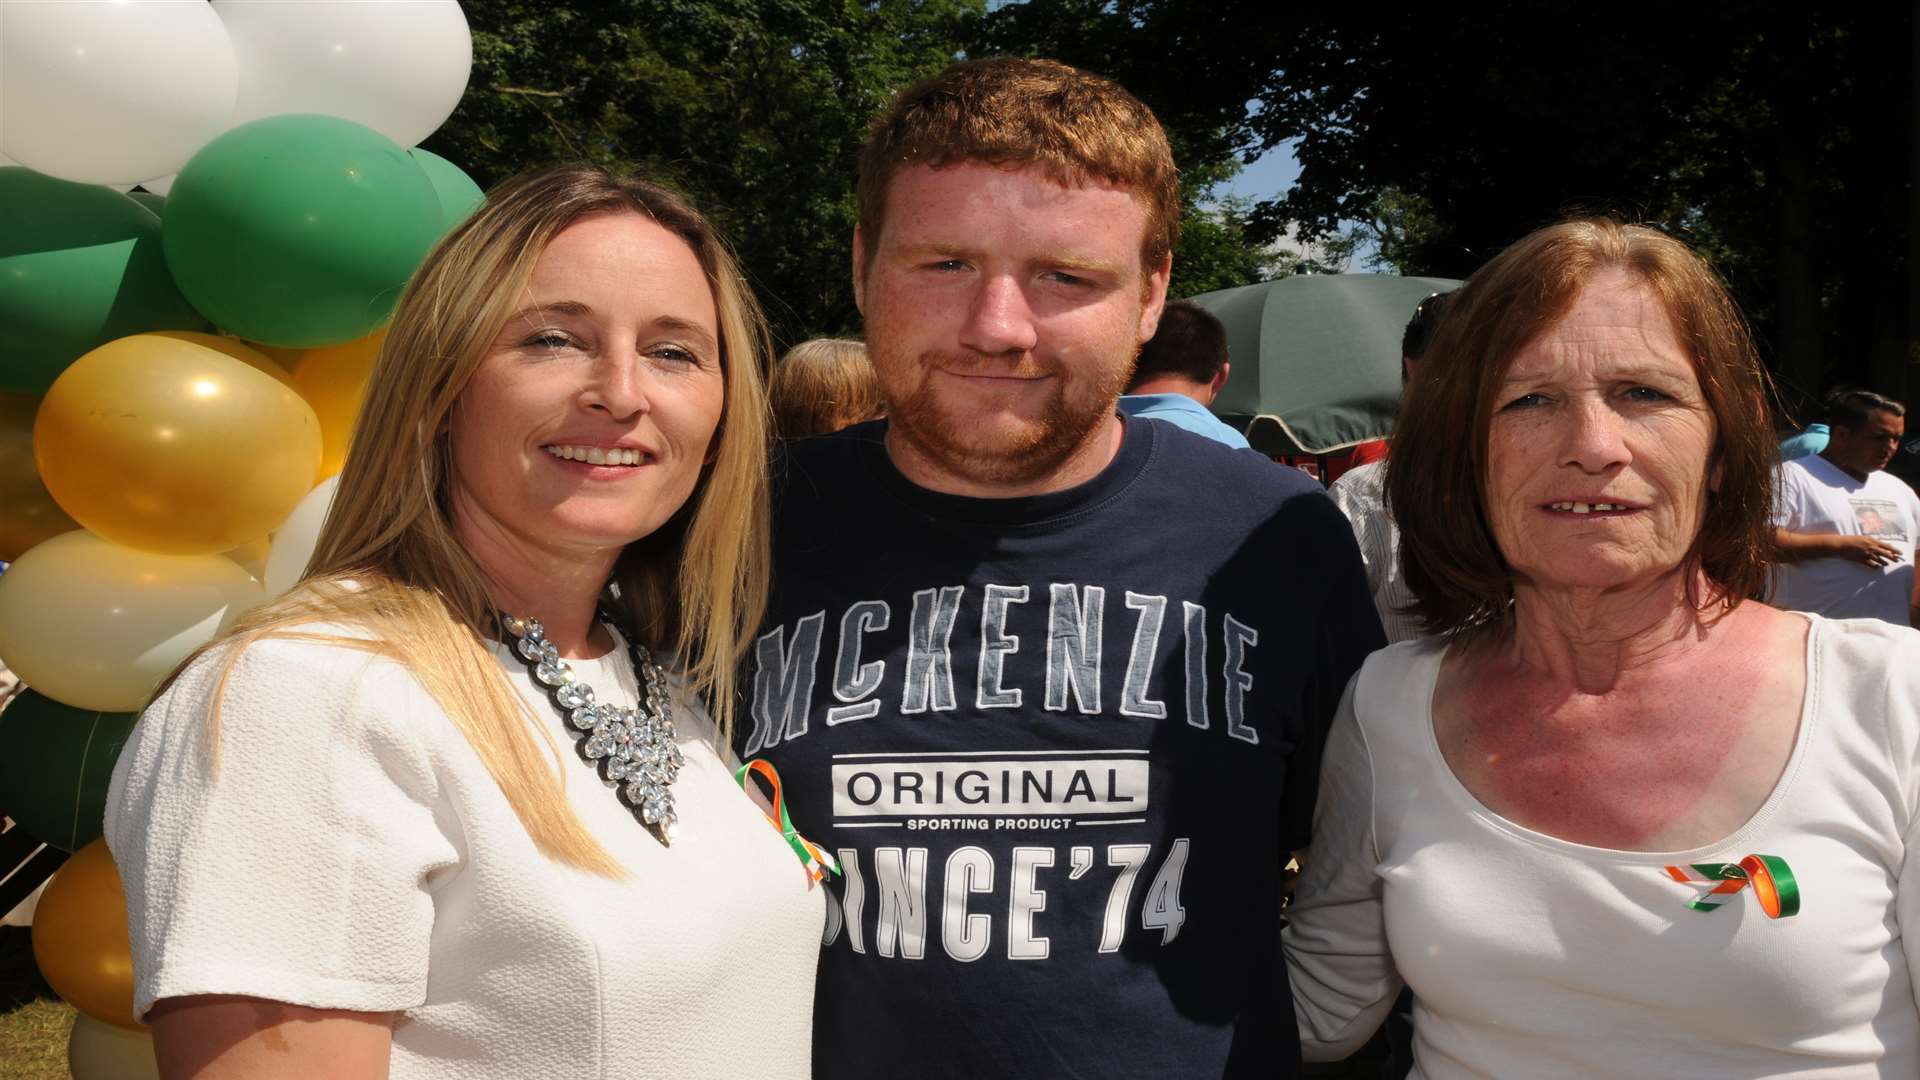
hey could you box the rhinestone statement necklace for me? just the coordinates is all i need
[499,614,685,844]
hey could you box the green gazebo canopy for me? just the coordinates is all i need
[1189,273,1461,455]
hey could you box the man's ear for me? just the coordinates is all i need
[1210,361,1232,396]
[1137,250,1173,344]
[851,227,869,314]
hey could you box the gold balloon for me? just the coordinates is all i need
[36,334,323,555]
[68,1013,161,1080]
[239,338,306,372]
[291,328,385,479]
[149,330,298,389]
[0,530,265,712]
[0,392,79,560]
[32,839,140,1030]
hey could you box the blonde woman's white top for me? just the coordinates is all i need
[1285,615,1920,1078]
[107,626,823,1080]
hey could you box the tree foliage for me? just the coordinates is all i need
[1238,3,1912,407]
[427,0,1298,348]
[425,0,984,348]
[428,2,1911,407]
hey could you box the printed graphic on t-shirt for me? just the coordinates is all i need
[1850,498,1907,541]
[744,584,1266,962]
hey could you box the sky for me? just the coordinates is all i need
[1216,144,1302,204]
[1211,140,1381,273]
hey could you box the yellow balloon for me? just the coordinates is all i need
[69,1013,161,1080]
[239,338,306,371]
[33,839,140,1030]
[149,330,298,390]
[291,328,385,479]
[0,531,265,712]
[36,334,323,555]
[0,392,79,560]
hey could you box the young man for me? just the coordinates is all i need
[744,58,1383,1078]
[1772,388,1920,625]
[1118,299,1251,449]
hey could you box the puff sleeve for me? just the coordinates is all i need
[105,636,461,1020]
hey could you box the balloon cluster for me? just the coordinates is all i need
[0,3,478,1072]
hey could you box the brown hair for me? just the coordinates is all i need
[1129,299,1228,388]
[160,165,773,876]
[770,337,883,438]
[1824,387,1906,429]
[856,57,1180,270]
[1387,217,1778,637]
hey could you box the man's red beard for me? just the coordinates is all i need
[878,349,1133,488]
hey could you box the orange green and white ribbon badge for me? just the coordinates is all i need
[1662,854,1800,919]
[736,758,841,884]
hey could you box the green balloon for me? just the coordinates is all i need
[128,190,167,217]
[0,689,137,852]
[0,168,208,394]
[163,114,445,349]
[410,148,485,234]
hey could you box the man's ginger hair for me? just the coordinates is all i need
[857,57,1180,269]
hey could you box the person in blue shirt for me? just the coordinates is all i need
[1779,421,1829,461]
[1118,299,1252,449]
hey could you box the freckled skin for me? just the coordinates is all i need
[1433,273,1807,852]
[853,162,1170,497]
[1438,613,1803,850]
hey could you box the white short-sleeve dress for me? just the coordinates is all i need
[106,625,824,1079]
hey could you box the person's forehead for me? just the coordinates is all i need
[880,161,1149,240]
[1502,275,1693,380]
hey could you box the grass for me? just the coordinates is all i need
[0,927,73,1080]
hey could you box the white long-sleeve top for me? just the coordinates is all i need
[1285,614,1920,1077]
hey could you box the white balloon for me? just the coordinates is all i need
[265,475,341,597]
[214,0,473,148]
[0,0,237,186]
[0,531,265,713]
[137,174,176,196]
[68,1013,161,1080]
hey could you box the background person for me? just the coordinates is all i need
[1777,418,1828,461]
[1327,290,1454,644]
[1118,298,1251,448]
[1772,387,1920,626]
[770,336,884,438]
[1286,218,1920,1077]
[107,166,822,1080]
[748,58,1382,1079]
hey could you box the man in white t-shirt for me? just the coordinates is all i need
[1772,389,1920,626]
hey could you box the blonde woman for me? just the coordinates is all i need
[768,337,883,438]
[106,166,823,1079]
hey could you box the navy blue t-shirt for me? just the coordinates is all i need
[744,415,1384,1078]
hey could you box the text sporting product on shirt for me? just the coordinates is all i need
[747,417,1382,1078]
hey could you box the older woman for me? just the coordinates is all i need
[106,166,823,1078]
[1285,218,1920,1076]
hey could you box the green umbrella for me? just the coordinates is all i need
[1188,273,1461,455]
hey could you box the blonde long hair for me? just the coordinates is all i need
[168,166,773,876]
[770,337,883,438]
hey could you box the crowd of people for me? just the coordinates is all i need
[88,55,1920,1080]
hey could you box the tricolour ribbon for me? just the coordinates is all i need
[735,758,841,884]
[1662,854,1800,918]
